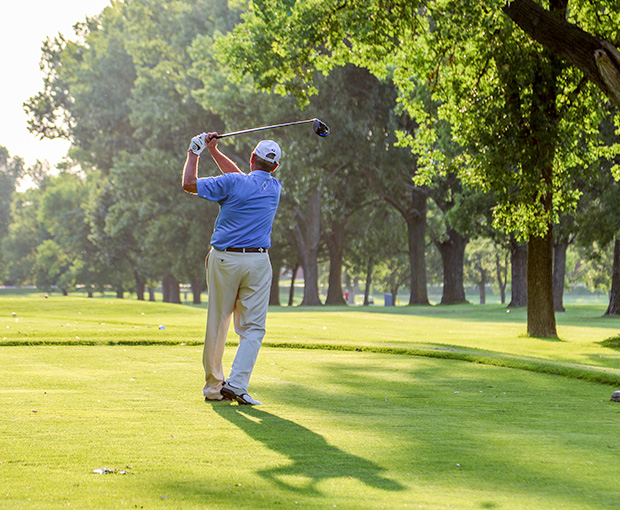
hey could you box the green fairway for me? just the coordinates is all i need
[2,297,620,509]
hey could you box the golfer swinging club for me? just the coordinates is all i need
[182,132,282,405]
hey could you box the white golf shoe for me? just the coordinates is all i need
[220,382,262,405]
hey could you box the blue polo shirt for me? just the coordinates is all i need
[196,171,282,250]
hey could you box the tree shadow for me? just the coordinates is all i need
[213,406,404,495]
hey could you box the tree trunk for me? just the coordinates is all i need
[162,276,170,303]
[294,190,322,306]
[553,237,568,312]
[191,275,203,305]
[162,274,181,303]
[325,219,347,305]
[391,286,399,305]
[436,227,468,305]
[363,256,373,306]
[509,241,527,307]
[495,252,507,304]
[148,287,156,302]
[269,258,281,306]
[605,238,620,316]
[134,269,145,301]
[288,264,299,307]
[385,186,429,305]
[406,187,429,305]
[479,266,487,305]
[524,28,561,338]
[169,276,181,304]
[527,231,557,337]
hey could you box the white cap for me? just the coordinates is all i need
[253,140,281,164]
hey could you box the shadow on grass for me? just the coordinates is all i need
[213,406,404,495]
[599,335,620,350]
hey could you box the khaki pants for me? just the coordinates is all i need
[202,248,272,399]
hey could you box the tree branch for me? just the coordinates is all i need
[503,0,620,108]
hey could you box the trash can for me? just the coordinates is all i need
[384,293,393,306]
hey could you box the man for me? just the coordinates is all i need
[182,132,282,405]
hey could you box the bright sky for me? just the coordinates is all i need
[0,0,111,170]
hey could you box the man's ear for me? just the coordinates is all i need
[271,163,279,173]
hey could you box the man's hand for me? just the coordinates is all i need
[188,133,207,155]
[206,132,219,154]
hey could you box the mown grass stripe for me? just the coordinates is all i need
[262,341,620,387]
[4,338,620,387]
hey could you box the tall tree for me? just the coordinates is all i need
[26,0,240,301]
[37,172,106,295]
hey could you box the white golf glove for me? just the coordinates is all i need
[188,133,207,155]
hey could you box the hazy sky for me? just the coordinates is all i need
[0,0,111,169]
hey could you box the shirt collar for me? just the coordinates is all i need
[250,170,272,178]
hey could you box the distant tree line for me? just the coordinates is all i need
[1,0,620,335]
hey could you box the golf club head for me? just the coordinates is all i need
[313,118,330,137]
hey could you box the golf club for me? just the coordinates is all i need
[215,118,330,139]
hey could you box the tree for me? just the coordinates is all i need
[25,8,137,171]
[316,66,404,305]
[346,201,409,305]
[192,44,406,306]
[26,0,239,302]
[571,134,620,315]
[465,238,494,305]
[0,147,24,284]
[606,239,620,315]
[2,188,46,286]
[37,172,106,295]
[397,3,615,334]
[427,175,489,306]
[93,0,230,302]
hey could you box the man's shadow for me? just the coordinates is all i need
[213,406,404,495]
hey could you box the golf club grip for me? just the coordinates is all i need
[215,119,316,139]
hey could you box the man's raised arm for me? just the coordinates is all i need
[206,132,243,174]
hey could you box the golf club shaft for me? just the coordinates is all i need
[215,119,317,139]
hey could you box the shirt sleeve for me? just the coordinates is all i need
[196,174,236,202]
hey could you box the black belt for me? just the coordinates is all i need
[224,247,268,253]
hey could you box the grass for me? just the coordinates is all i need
[2,296,620,509]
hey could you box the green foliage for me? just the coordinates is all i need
[34,239,70,292]
[0,147,24,283]
[566,242,614,293]
[22,0,246,295]
[409,3,618,240]
[2,188,48,286]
